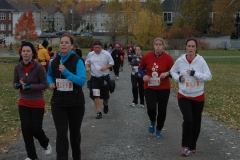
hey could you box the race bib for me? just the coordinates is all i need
[185,80,200,88]
[148,77,160,86]
[56,78,73,91]
[133,66,138,72]
[92,89,100,96]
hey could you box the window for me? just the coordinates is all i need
[44,16,47,19]
[163,12,172,22]
[211,12,215,22]
[95,23,97,26]
[8,24,11,31]
[101,14,105,17]
[101,23,105,27]
[0,13,6,20]
[8,13,11,20]
[0,24,6,30]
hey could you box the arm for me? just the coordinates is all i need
[191,60,212,81]
[30,65,48,90]
[62,59,86,87]
[13,65,21,89]
[47,61,56,90]
[170,59,181,82]
[44,50,50,61]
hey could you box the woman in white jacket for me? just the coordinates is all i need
[170,38,212,156]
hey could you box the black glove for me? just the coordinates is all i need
[179,75,183,82]
[190,70,195,76]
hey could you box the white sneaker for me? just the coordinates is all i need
[25,158,32,160]
[130,103,136,107]
[44,143,52,155]
[116,76,119,80]
[139,104,145,108]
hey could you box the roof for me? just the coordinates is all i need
[42,7,63,15]
[9,1,41,13]
[0,0,17,11]
[162,0,184,12]
[96,3,106,13]
[84,6,98,14]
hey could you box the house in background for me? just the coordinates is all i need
[0,0,16,38]
[9,1,42,35]
[34,4,65,32]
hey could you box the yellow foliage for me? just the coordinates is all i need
[210,0,239,34]
[132,9,167,49]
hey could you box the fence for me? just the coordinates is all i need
[230,39,240,49]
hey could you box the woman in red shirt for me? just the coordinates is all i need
[138,38,174,138]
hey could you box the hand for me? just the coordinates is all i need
[49,83,56,91]
[59,64,65,72]
[86,67,91,72]
[187,68,195,76]
[179,75,185,82]
[129,65,132,68]
[19,78,26,88]
[159,72,168,79]
[143,75,150,82]
[100,66,107,71]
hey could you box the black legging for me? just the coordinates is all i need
[131,75,144,104]
[144,89,170,131]
[113,63,120,76]
[178,98,204,150]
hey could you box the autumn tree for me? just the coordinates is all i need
[172,0,210,33]
[210,0,240,34]
[119,0,141,46]
[132,9,167,49]
[144,0,163,15]
[14,10,38,42]
[105,0,122,44]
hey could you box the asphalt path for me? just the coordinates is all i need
[0,58,240,160]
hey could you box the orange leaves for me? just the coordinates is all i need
[14,10,38,42]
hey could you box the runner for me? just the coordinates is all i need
[138,38,174,138]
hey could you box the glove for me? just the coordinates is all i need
[190,70,195,76]
[16,83,22,88]
[24,84,31,90]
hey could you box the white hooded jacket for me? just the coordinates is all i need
[170,54,212,97]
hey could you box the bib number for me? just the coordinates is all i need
[148,77,160,86]
[185,80,200,88]
[56,78,73,91]
[92,89,100,96]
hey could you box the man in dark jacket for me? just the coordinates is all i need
[111,44,122,80]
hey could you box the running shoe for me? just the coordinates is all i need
[156,130,162,138]
[148,122,155,133]
[190,149,197,153]
[130,103,136,107]
[103,102,109,114]
[116,76,119,80]
[44,143,52,155]
[139,104,145,108]
[181,147,190,156]
[96,112,102,119]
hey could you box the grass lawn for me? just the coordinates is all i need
[0,50,240,149]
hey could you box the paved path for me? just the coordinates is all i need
[0,58,240,160]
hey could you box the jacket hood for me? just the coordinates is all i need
[180,53,202,63]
